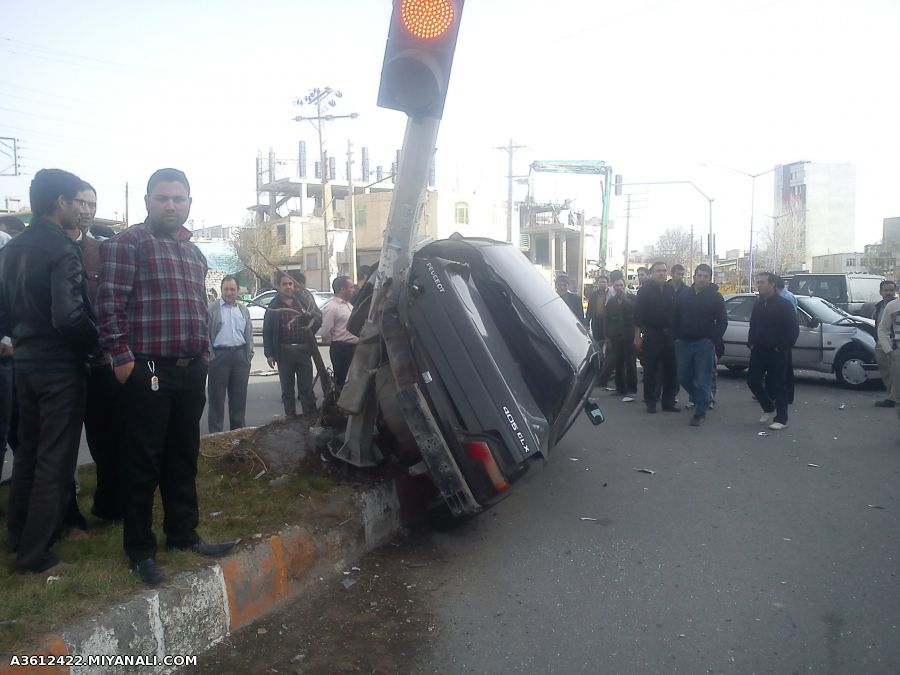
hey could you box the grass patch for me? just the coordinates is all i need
[0,429,334,655]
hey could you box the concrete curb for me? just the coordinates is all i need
[1,481,402,675]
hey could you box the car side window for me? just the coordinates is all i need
[725,296,756,321]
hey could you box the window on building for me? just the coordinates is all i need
[846,258,856,267]
[276,224,287,246]
[306,252,318,270]
[356,203,367,228]
[454,202,469,225]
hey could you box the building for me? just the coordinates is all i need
[882,216,900,248]
[772,161,856,271]
[862,243,896,278]
[811,252,867,274]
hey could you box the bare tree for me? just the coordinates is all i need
[651,227,699,269]
[759,204,806,276]
[232,216,281,294]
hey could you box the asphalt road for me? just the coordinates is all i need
[194,369,900,675]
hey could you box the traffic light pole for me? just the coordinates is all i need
[334,114,441,467]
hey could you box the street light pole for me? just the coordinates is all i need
[294,87,358,289]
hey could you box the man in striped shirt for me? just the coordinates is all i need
[96,168,233,586]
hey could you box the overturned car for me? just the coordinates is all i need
[341,235,602,522]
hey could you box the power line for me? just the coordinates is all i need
[0,36,148,72]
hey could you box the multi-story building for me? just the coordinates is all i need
[811,252,867,274]
[772,161,856,271]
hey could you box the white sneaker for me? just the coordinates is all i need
[768,421,788,431]
[685,401,696,409]
[759,412,773,424]
[604,386,615,392]
[622,396,635,403]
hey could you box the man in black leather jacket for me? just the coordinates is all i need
[0,168,98,574]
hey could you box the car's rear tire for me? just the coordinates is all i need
[726,365,747,373]
[834,350,871,389]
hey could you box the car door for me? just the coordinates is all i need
[722,296,755,364]
[791,305,823,368]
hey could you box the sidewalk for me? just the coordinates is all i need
[0,428,407,675]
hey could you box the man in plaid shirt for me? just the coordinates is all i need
[96,168,233,586]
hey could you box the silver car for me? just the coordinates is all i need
[720,293,880,390]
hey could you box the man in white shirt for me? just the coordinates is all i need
[318,276,359,388]
[877,295,900,426]
[206,275,253,433]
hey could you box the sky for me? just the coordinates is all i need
[2,0,899,256]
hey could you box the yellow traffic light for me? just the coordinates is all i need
[400,0,455,40]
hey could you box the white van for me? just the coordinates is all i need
[786,273,886,317]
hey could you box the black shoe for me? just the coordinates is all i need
[662,404,682,412]
[690,415,705,427]
[131,558,165,586]
[875,399,896,408]
[180,539,235,557]
[645,402,657,413]
[90,506,123,522]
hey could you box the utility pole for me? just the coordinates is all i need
[267,147,276,221]
[293,88,359,289]
[620,192,647,280]
[347,139,357,283]
[495,139,527,243]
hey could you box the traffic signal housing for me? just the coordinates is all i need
[377,0,465,120]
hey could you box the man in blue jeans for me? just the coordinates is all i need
[674,264,728,427]
[746,272,800,431]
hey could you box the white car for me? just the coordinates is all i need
[720,293,880,390]
[247,290,334,336]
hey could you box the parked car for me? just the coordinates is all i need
[373,235,602,523]
[719,293,880,389]
[247,290,333,338]
[786,273,885,317]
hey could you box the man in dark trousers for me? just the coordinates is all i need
[872,279,897,408]
[604,277,638,400]
[97,168,234,586]
[263,271,322,416]
[747,271,800,431]
[633,261,680,413]
[319,275,359,388]
[674,264,728,427]
[0,169,98,574]
[206,275,253,433]
[72,182,126,522]
[555,273,585,322]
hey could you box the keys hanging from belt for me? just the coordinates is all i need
[148,360,159,391]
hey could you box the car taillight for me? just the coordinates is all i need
[464,441,509,493]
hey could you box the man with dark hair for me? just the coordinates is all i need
[0,169,98,574]
[0,215,25,237]
[319,275,359,387]
[555,273,585,322]
[263,270,322,416]
[604,277,638,400]
[635,267,649,288]
[747,272,799,431]
[668,263,691,301]
[97,168,233,586]
[586,275,609,344]
[674,264,727,427]
[774,276,798,404]
[206,275,253,433]
[68,182,126,522]
[873,279,897,408]
[634,262,680,413]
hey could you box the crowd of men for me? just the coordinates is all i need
[562,260,816,429]
[0,168,365,585]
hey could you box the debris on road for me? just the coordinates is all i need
[580,517,599,521]
[341,578,358,589]
[209,511,223,517]
[838,404,846,410]
[867,504,885,509]
[757,431,768,436]
[635,468,656,475]
[807,463,820,468]
[569,457,579,462]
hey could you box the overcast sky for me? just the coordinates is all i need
[2,0,898,255]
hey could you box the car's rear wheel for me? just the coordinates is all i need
[834,350,870,389]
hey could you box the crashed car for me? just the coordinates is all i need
[368,235,602,522]
[719,293,880,389]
